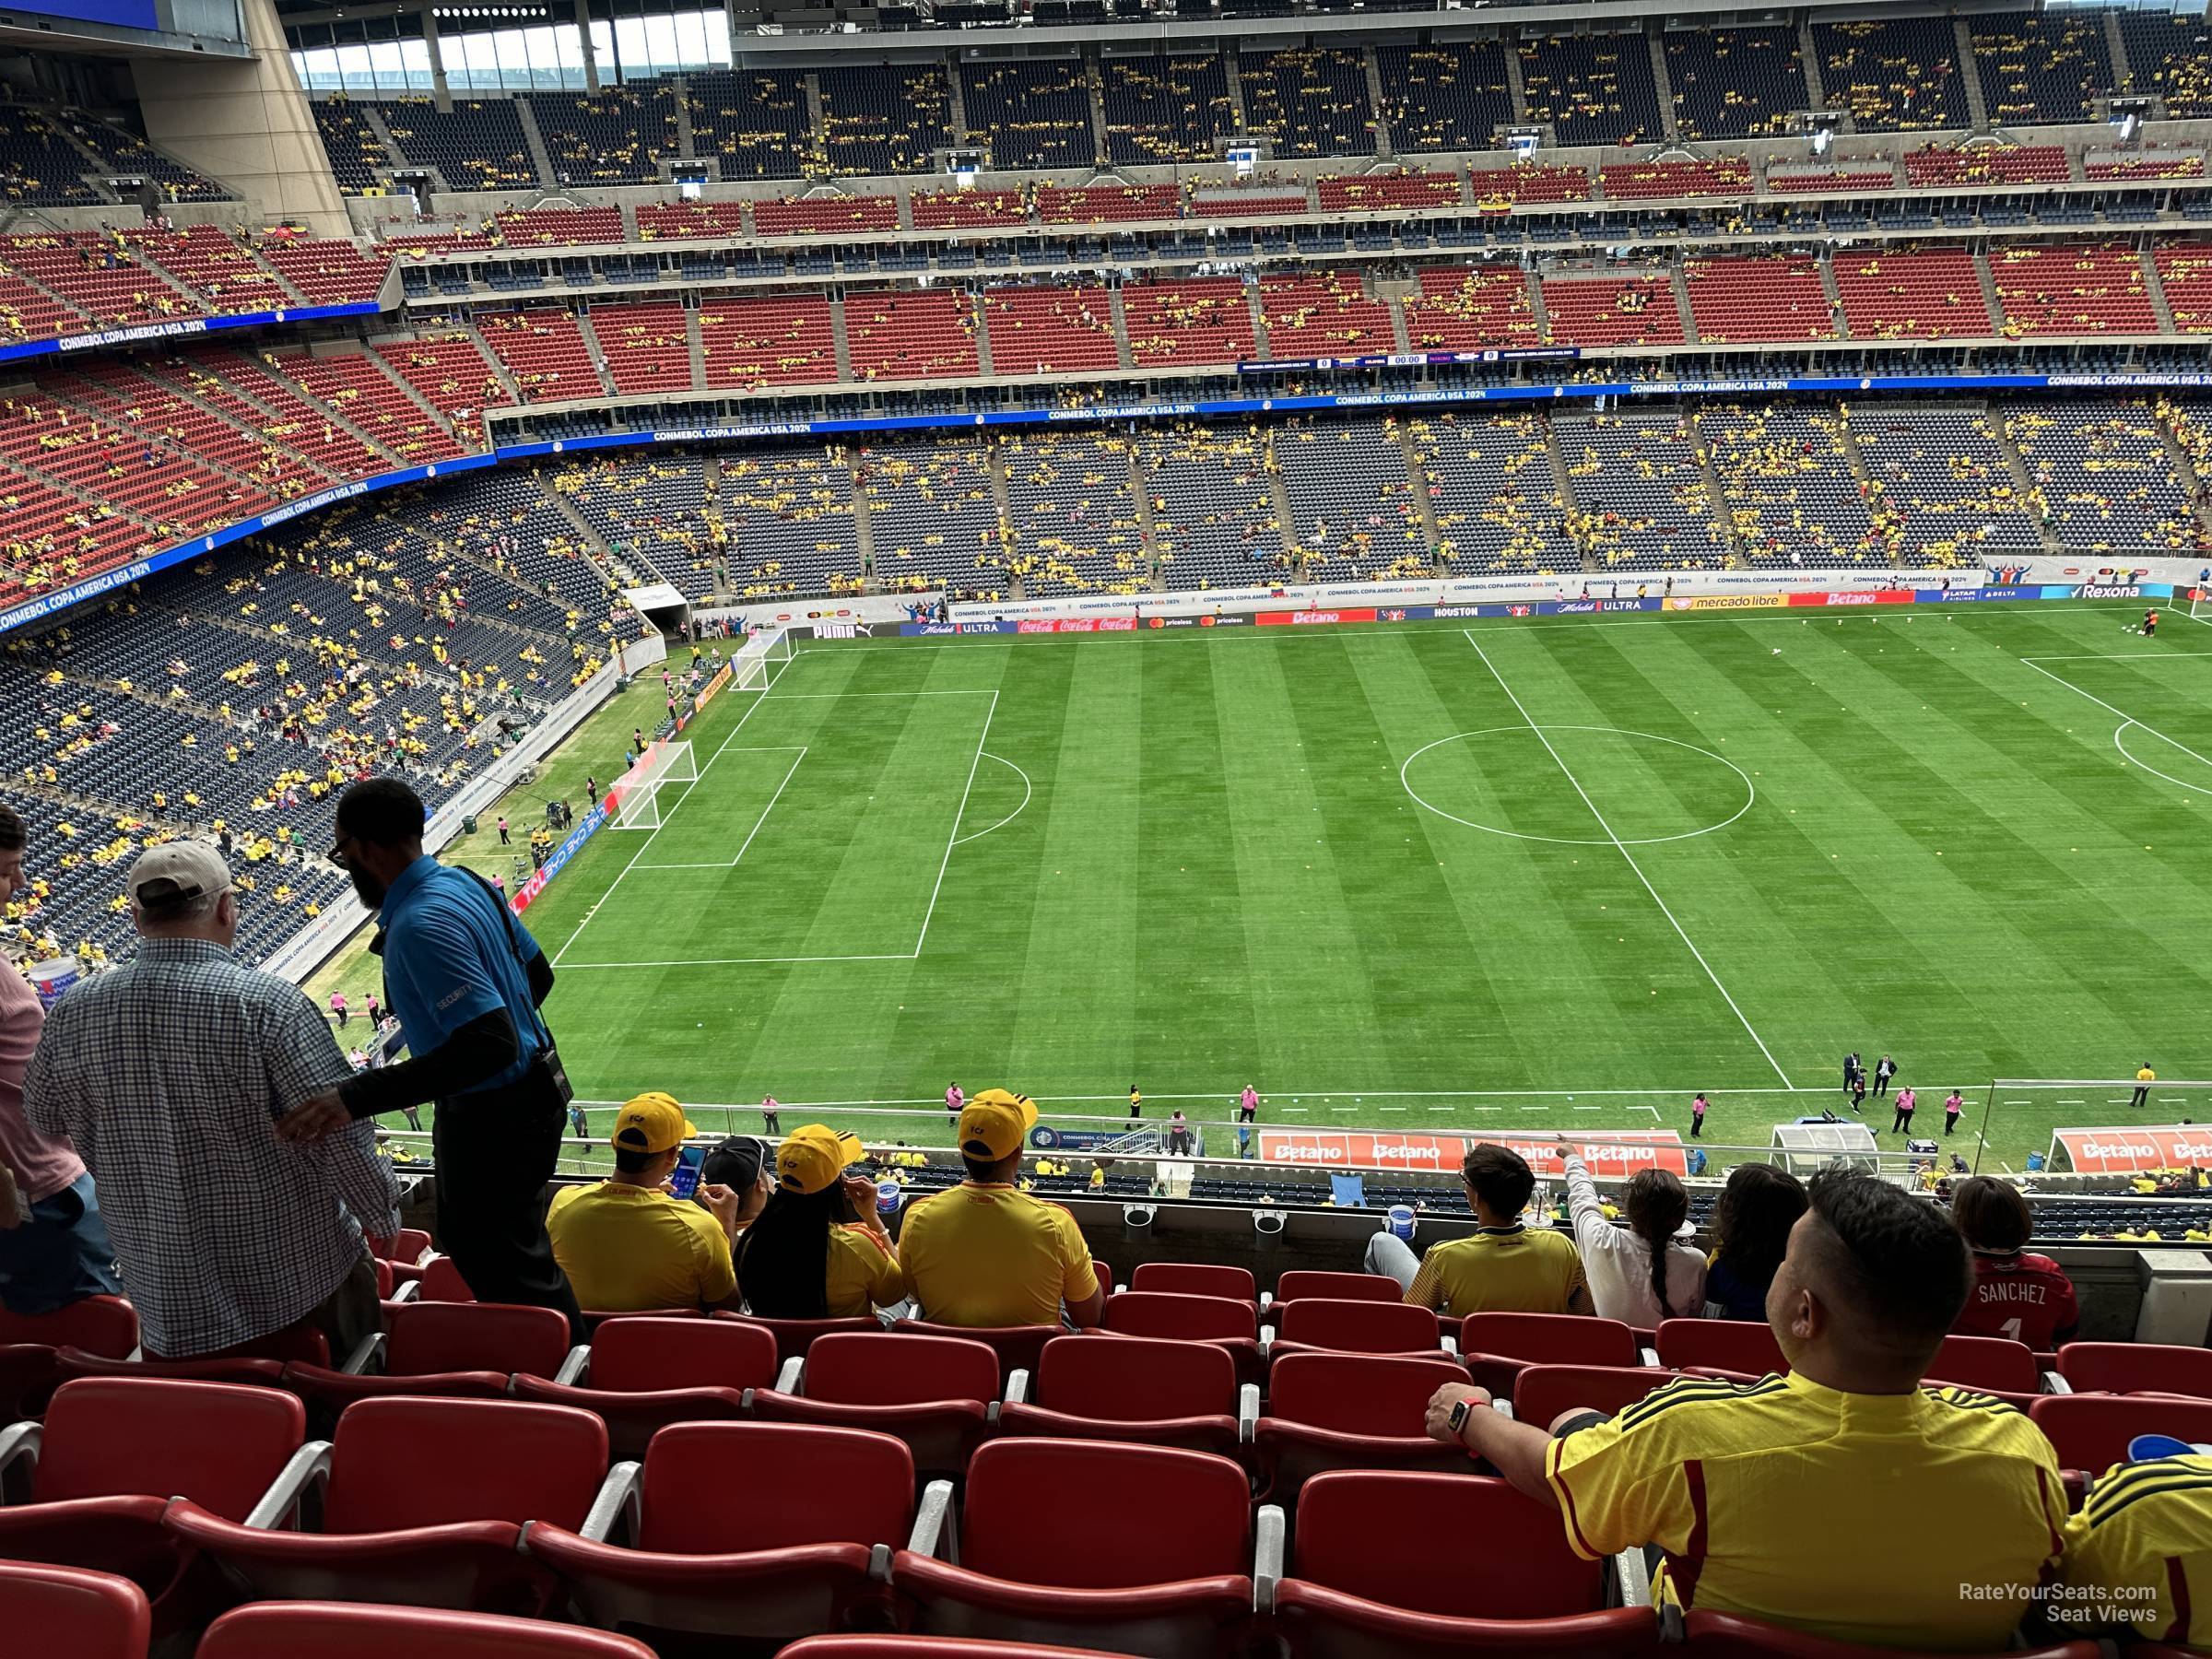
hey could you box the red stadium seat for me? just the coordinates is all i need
[523,1420,915,1645]
[0,1560,149,1659]
[2056,1341,2212,1400]
[579,1308,704,1335]
[163,1396,607,1614]
[51,1349,291,1392]
[712,1312,884,1367]
[753,1332,999,1477]
[1100,1291,1264,1386]
[1268,1470,1645,1657]
[891,1438,1253,1656]
[1270,1272,1402,1312]
[511,1316,772,1462]
[372,1230,435,1266]
[1924,1334,2039,1394]
[2029,1393,2212,1477]
[1653,1320,1785,1378]
[419,1258,477,1303]
[197,1601,658,1658]
[1510,1365,1684,1428]
[1458,1313,1639,1398]
[1274,1299,1448,1359]
[0,1296,139,1359]
[1129,1264,1256,1302]
[1677,1611,2102,1657]
[1254,1352,1473,1507]
[784,1642,1141,1659]
[999,1335,1243,1458]
[888,1320,1054,1388]
[0,1378,307,1627]
[283,1301,574,1420]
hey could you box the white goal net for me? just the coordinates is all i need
[733,627,794,692]
[612,740,697,830]
[2188,584,2209,623]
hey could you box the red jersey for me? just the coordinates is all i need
[1953,1252,2078,1349]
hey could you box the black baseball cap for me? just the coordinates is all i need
[702,1135,769,1191]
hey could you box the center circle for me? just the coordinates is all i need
[1400,726,1756,847]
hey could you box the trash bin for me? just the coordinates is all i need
[463,813,478,835]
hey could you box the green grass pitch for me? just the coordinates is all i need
[312,601,2212,1172]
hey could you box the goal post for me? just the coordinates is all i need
[2188,584,2210,623]
[1969,1078,2212,1178]
[611,739,697,830]
[733,626,794,693]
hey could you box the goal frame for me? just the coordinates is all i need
[2188,585,2209,623]
[734,627,794,693]
[611,739,698,830]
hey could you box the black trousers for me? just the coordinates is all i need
[431,1074,582,1336]
[1892,1108,1914,1134]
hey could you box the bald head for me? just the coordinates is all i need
[1767,1167,1971,1393]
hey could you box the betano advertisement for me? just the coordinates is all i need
[2047,1125,2212,1175]
[1256,1128,1688,1177]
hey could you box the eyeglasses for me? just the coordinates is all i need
[326,831,359,870]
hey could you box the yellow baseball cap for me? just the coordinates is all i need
[612,1091,697,1156]
[776,1124,866,1194]
[958,1088,1038,1162]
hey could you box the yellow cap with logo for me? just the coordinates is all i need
[611,1090,697,1155]
[958,1088,1038,1162]
[776,1124,866,1194]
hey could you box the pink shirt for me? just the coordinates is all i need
[947,1087,963,1110]
[1241,1088,1258,1110]
[0,965,85,1204]
[1897,1088,1916,1112]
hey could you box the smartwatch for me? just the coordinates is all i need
[1446,1396,1477,1438]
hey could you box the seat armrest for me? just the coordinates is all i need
[1238,1383,1259,1443]
[390,1279,421,1304]
[774,1355,805,1394]
[1003,1368,1030,1406]
[1253,1503,1286,1615]
[554,1344,590,1387]
[908,1477,957,1563]
[1441,1334,1458,1359]
[580,1461,641,1545]
[1495,1400,1515,1421]
[243,1442,333,1530]
[1640,1347,1661,1369]
[2041,1371,2072,1394]
[1258,1291,1273,1311]
[0,1421,42,1494]
[341,1330,386,1375]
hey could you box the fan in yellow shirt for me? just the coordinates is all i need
[2058,1453,2212,1647]
[1366,1142,1589,1315]
[1421,1167,2068,1651]
[735,1124,906,1318]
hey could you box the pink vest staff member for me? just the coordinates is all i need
[946,1081,963,1128]
[1891,1086,1917,1136]
[1943,1090,1964,1136]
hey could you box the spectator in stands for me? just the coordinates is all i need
[1367,1142,1589,1315]
[278,776,580,1333]
[24,841,394,1359]
[0,802,122,1316]
[546,1091,746,1312]
[701,1133,773,1209]
[2057,1452,2212,1649]
[735,1124,906,1317]
[900,1088,1103,1329]
[1702,1163,1806,1321]
[1947,1176,2079,1349]
[1563,1153,1706,1325]
[1425,1168,2068,1650]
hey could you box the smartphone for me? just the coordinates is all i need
[668,1144,705,1201]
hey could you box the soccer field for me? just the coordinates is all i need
[498,600,2212,1171]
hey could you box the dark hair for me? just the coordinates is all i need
[1623,1169,1689,1319]
[1708,1164,1807,1300]
[0,800,22,853]
[702,1135,767,1191]
[1805,1167,1972,1344]
[735,1184,854,1318]
[960,1151,1012,1182]
[335,776,428,847]
[1461,1143,1535,1218]
[1948,1176,2031,1254]
[613,1147,660,1178]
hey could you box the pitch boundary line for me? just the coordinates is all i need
[634,746,807,870]
[1401,724,1756,847]
[912,688,998,959]
[566,1085,1831,1109]
[2113,721,2212,795]
[2017,655,2212,782]
[950,753,1032,846]
[1462,628,1794,1088]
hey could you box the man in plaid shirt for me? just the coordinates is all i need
[25,841,396,1360]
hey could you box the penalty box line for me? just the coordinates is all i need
[1461,629,1796,1088]
[557,684,1000,970]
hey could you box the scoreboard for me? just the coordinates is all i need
[12,0,162,30]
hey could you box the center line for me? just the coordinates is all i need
[1463,629,1794,1087]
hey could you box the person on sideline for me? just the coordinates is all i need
[1368,1142,1588,1316]
[735,1124,905,1317]
[945,1081,962,1129]
[1890,1084,1918,1137]
[281,777,580,1332]
[1944,1089,1965,1136]
[1702,1163,1806,1321]
[546,1092,747,1312]
[1874,1054,1898,1100]
[25,842,395,1359]
[0,801,122,1315]
[1423,1168,2069,1651]
[2057,1453,2212,1649]
[1690,1092,1708,1139]
[2133,1063,2157,1109]
[1563,1153,1705,1325]
[1127,1084,1142,1120]
[761,1094,782,1135]
[1947,1176,2079,1349]
[899,1088,1102,1329]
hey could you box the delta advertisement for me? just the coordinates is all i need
[1256,1128,1688,1177]
[2047,1125,2212,1175]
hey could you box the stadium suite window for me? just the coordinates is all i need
[291,31,433,92]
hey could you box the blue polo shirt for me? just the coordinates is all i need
[378,856,548,1096]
